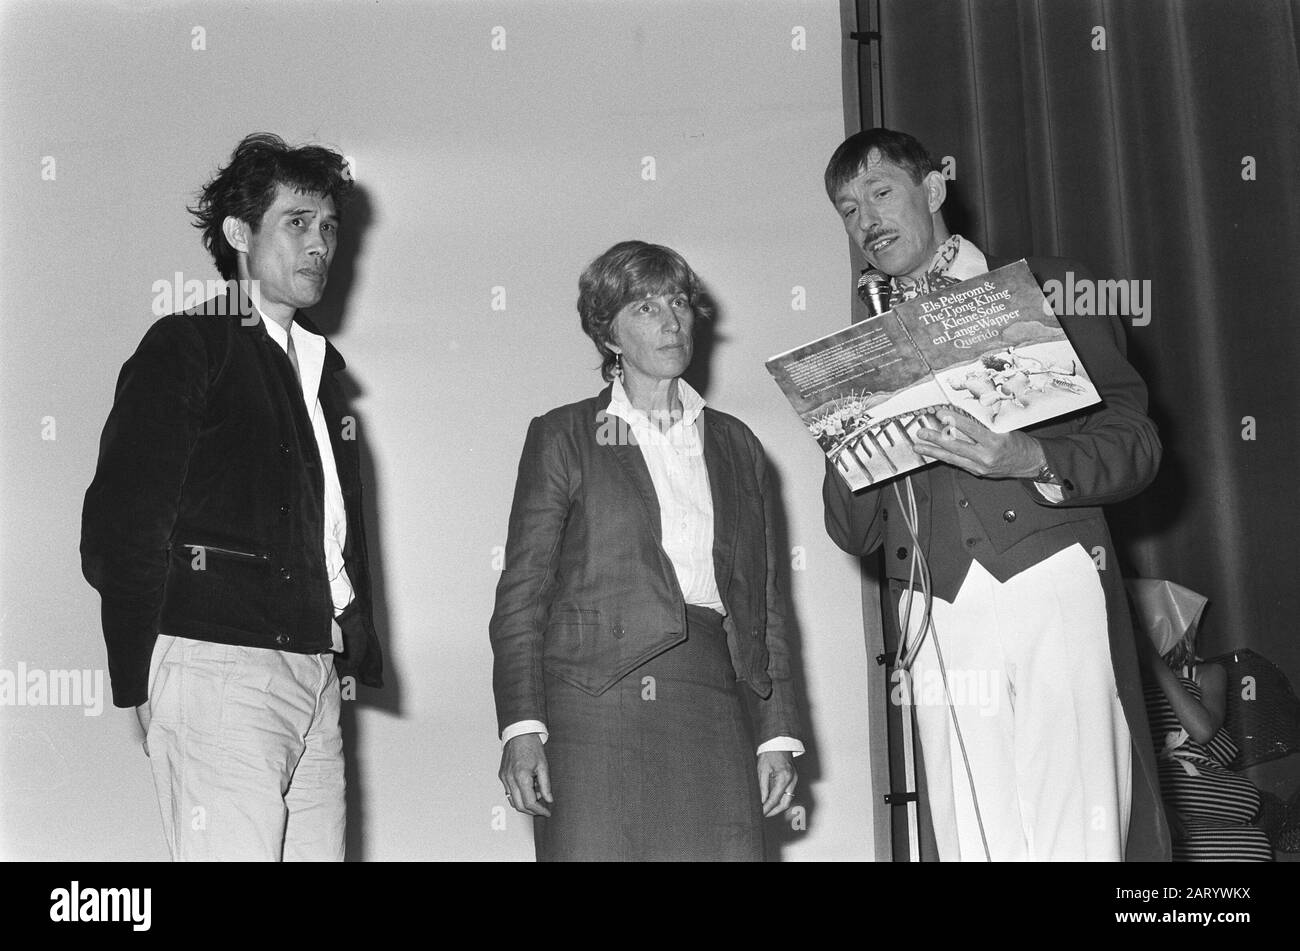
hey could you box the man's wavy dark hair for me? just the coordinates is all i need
[189,133,354,280]
[578,240,714,383]
[824,128,938,201]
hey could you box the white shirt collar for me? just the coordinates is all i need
[258,308,288,346]
[255,307,324,406]
[607,376,707,429]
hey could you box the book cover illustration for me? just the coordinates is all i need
[895,261,1099,432]
[766,260,1100,491]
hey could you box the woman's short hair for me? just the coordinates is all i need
[577,240,714,381]
[189,133,354,281]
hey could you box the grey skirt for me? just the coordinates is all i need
[535,604,763,861]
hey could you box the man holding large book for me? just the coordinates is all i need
[820,128,1169,861]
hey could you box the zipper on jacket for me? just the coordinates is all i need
[175,542,270,563]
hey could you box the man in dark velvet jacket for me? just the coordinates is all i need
[821,128,1170,861]
[81,134,381,861]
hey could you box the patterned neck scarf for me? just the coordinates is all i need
[873,234,987,307]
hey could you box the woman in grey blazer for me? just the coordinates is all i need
[489,241,803,861]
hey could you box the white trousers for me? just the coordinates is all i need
[145,634,346,861]
[898,544,1131,861]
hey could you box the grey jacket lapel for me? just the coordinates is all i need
[595,399,664,545]
[703,410,739,598]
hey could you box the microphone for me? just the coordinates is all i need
[857,268,892,318]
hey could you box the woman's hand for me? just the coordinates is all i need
[499,734,553,817]
[758,751,798,817]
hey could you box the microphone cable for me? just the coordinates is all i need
[892,473,992,862]
[859,265,992,860]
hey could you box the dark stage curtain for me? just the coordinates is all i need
[845,0,1300,853]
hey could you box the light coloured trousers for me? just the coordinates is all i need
[145,634,345,861]
[898,544,1131,861]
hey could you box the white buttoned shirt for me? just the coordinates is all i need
[260,310,352,651]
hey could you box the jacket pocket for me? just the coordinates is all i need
[544,607,598,654]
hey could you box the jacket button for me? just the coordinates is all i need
[279,567,293,582]
[279,504,290,516]
[279,442,290,455]
[274,633,289,646]
[881,509,889,522]
[965,537,978,548]
[896,547,908,560]
[958,498,970,508]
[612,626,625,639]
[1002,509,1017,522]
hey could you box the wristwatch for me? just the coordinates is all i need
[1035,460,1065,485]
